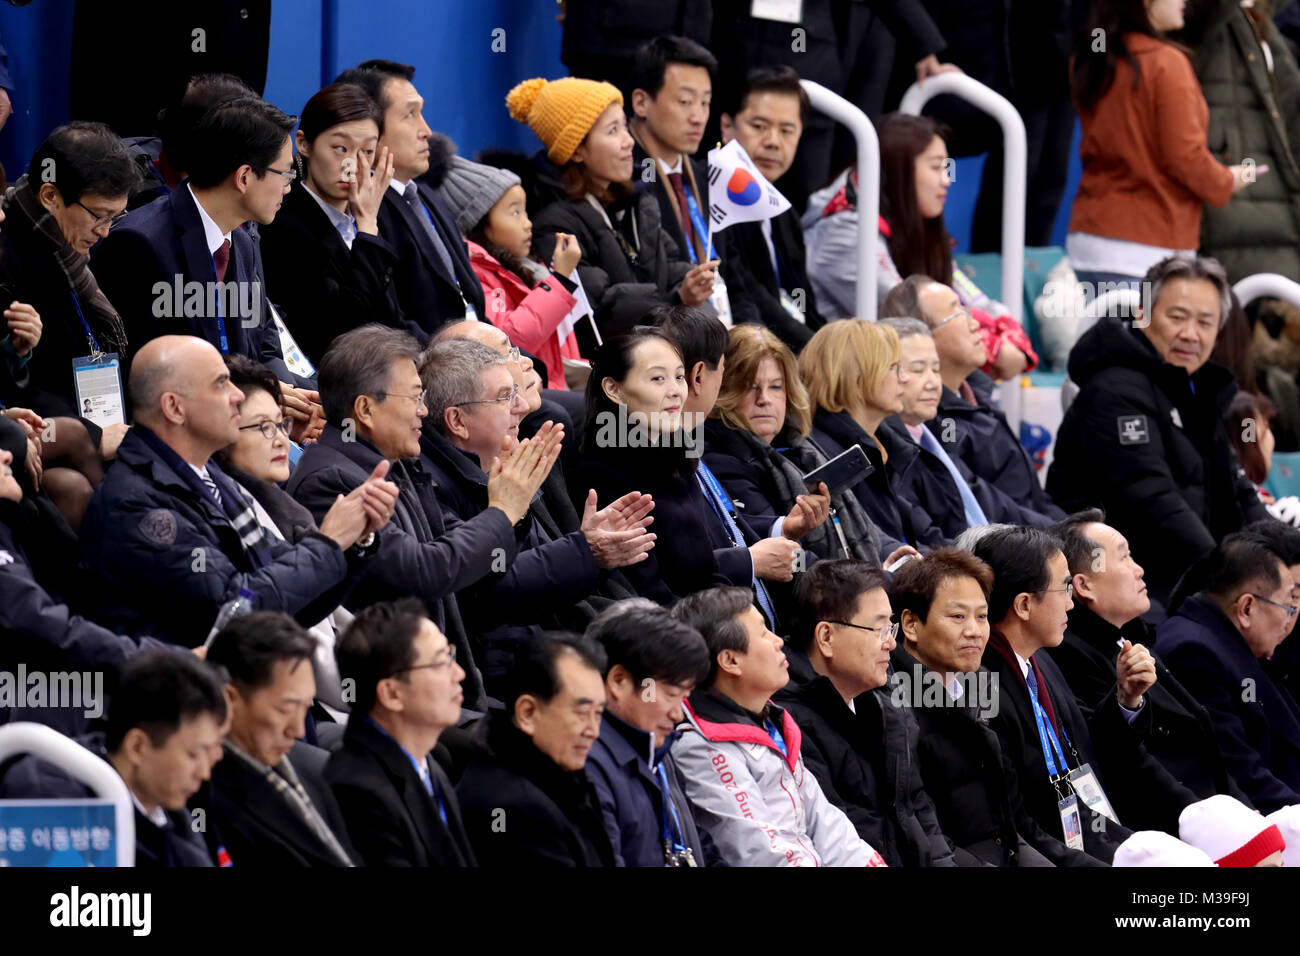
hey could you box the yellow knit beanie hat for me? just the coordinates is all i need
[506,76,624,165]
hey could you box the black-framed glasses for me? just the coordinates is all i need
[376,388,428,408]
[74,199,128,229]
[1250,593,1300,618]
[389,645,457,677]
[1036,582,1074,599]
[826,620,899,643]
[238,418,292,441]
[455,383,520,408]
[264,166,298,185]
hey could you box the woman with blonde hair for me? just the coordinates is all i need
[800,320,946,551]
[704,325,892,565]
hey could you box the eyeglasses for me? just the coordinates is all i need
[1250,593,1299,618]
[390,645,457,677]
[827,620,899,643]
[74,199,128,230]
[506,346,521,364]
[931,305,971,332]
[1036,583,1075,599]
[264,166,298,185]
[238,418,292,441]
[376,388,428,408]
[455,383,520,408]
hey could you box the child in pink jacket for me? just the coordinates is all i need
[438,156,588,389]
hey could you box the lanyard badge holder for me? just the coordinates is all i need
[69,292,126,427]
[655,762,697,867]
[1037,681,1122,826]
[1026,675,1085,850]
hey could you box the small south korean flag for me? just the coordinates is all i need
[706,139,792,232]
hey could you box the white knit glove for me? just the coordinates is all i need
[1267,496,1300,527]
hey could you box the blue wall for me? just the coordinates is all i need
[0,0,566,179]
[0,0,1079,251]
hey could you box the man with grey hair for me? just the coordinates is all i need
[1048,254,1272,604]
[288,324,561,710]
[417,337,655,694]
[80,335,395,647]
[878,316,1057,538]
[882,275,1065,522]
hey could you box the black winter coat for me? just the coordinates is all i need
[287,425,520,711]
[1047,317,1270,601]
[1157,595,1300,812]
[811,408,946,551]
[1051,603,1254,807]
[457,709,616,867]
[259,181,408,366]
[775,651,957,866]
[418,426,604,692]
[325,716,476,867]
[893,651,1105,866]
[879,416,1056,538]
[78,428,355,648]
[927,370,1064,521]
[573,436,729,604]
[532,191,693,343]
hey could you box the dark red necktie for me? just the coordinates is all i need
[667,171,698,254]
[213,238,231,283]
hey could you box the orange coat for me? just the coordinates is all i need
[1070,34,1234,249]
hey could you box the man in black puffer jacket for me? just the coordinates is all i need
[1048,255,1272,604]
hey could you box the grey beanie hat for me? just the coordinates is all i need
[437,156,522,235]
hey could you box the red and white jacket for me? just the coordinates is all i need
[675,693,887,867]
[467,239,583,390]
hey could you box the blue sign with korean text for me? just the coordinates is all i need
[0,800,118,866]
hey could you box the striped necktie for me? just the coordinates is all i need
[200,470,223,508]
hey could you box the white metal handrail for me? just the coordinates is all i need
[800,79,879,321]
[899,73,1027,324]
[0,722,135,867]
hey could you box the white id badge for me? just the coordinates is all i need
[751,0,802,23]
[1067,763,1121,825]
[1058,792,1084,851]
[72,353,126,427]
[710,274,733,328]
[779,289,807,325]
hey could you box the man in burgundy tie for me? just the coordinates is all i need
[971,525,1200,863]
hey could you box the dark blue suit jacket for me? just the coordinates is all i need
[376,181,485,340]
[1157,595,1300,812]
[91,181,294,382]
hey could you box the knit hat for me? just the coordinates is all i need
[1267,805,1300,867]
[1179,794,1286,866]
[437,156,522,235]
[1113,831,1215,867]
[506,76,623,165]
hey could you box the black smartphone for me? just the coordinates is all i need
[802,444,872,496]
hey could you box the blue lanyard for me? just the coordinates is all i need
[207,247,229,354]
[1025,672,1071,778]
[697,463,742,546]
[682,185,715,264]
[364,717,446,822]
[763,717,788,758]
[654,762,688,855]
[68,291,101,358]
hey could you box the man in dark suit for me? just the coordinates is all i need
[1157,532,1300,813]
[0,649,227,867]
[327,600,476,866]
[287,325,557,712]
[333,60,485,339]
[972,526,1199,862]
[716,66,826,352]
[92,96,301,385]
[200,612,359,866]
[1050,510,1256,806]
[456,631,616,867]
